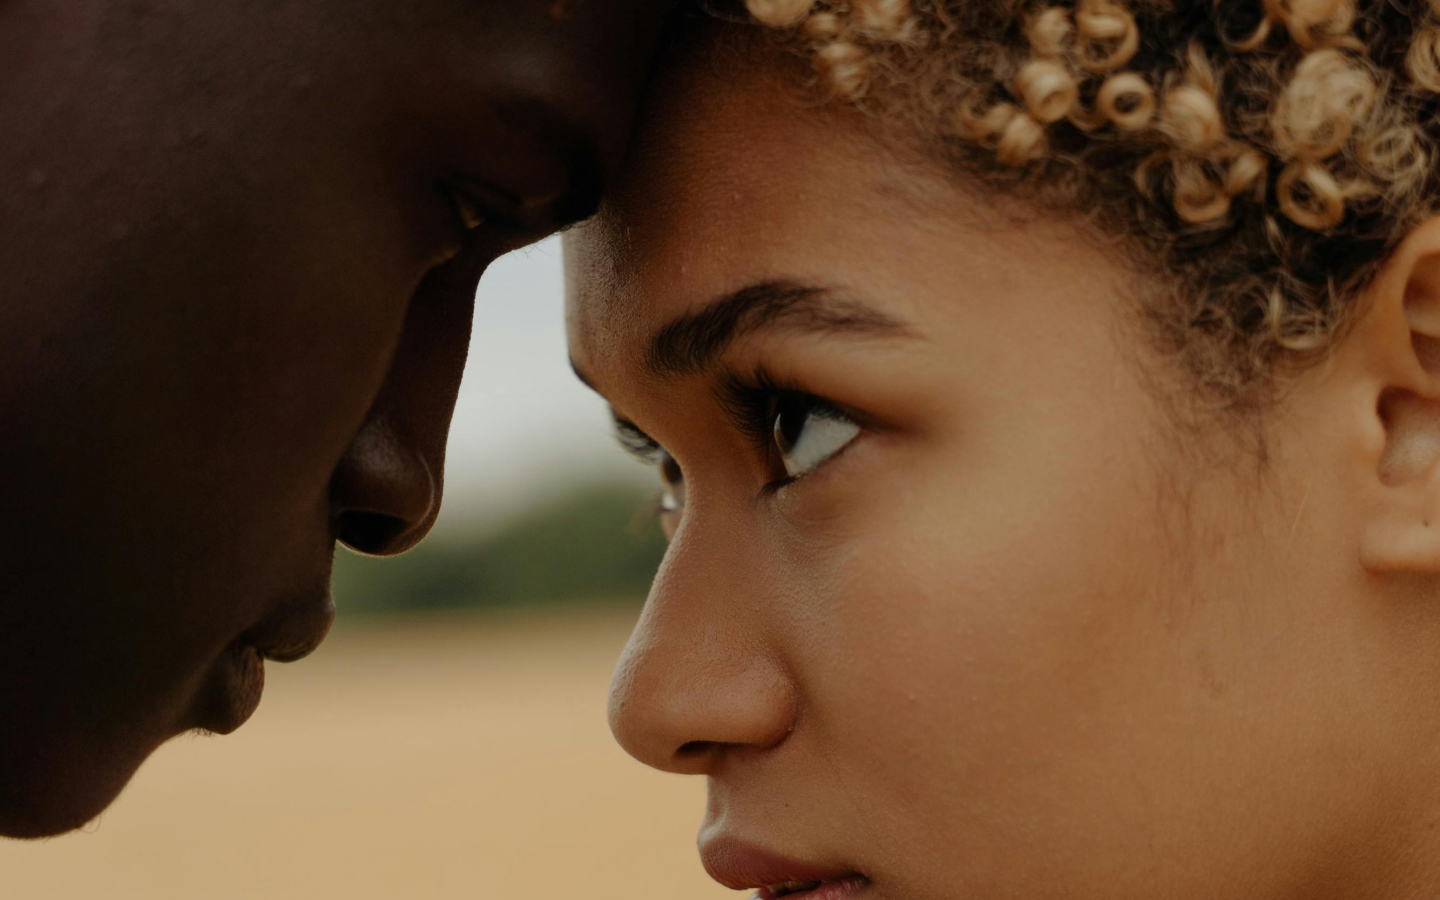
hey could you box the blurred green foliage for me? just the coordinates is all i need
[332,481,665,616]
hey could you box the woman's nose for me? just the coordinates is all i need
[330,249,481,556]
[608,528,799,775]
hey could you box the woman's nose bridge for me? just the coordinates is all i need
[609,520,799,773]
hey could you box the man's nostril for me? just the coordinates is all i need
[337,511,414,557]
[328,417,440,556]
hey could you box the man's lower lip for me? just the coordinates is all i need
[757,877,868,900]
[197,642,265,735]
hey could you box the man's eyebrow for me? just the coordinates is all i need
[645,280,915,378]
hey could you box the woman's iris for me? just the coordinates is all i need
[773,396,860,479]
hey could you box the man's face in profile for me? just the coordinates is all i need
[0,0,670,838]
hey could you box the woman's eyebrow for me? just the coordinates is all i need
[645,280,917,378]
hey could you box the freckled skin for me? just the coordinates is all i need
[568,27,1440,899]
[0,0,671,838]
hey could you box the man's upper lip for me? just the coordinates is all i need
[241,590,335,663]
[700,836,861,892]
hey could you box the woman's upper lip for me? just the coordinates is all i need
[241,589,335,663]
[700,836,863,892]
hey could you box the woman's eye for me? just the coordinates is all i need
[658,451,685,515]
[772,395,861,479]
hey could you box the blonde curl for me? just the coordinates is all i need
[951,97,1015,143]
[1276,161,1347,229]
[1223,144,1270,199]
[744,0,816,28]
[1026,8,1073,59]
[1172,169,1232,224]
[852,0,918,42]
[1015,59,1081,123]
[802,10,846,40]
[1271,49,1377,162]
[1263,285,1331,352]
[1406,25,1440,92]
[951,98,1048,166]
[1160,84,1226,154]
[1359,126,1429,194]
[816,40,871,98]
[1095,71,1156,130]
[1239,0,1361,52]
[995,110,1049,166]
[1074,0,1140,73]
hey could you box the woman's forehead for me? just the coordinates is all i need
[564,60,962,379]
[562,23,1132,402]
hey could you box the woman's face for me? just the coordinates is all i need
[566,45,1422,899]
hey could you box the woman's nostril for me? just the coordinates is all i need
[337,511,414,556]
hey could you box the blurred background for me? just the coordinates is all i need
[0,238,735,899]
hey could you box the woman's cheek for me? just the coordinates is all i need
[768,430,909,540]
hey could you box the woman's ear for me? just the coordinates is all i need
[1354,217,1440,572]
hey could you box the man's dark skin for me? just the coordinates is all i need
[0,0,672,839]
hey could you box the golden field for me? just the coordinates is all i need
[0,606,738,900]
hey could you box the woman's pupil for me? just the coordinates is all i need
[774,397,808,454]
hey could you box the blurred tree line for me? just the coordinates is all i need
[331,481,666,616]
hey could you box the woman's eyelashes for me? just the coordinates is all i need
[609,369,863,523]
[612,416,663,464]
[612,418,686,520]
[719,368,861,486]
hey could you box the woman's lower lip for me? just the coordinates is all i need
[196,642,266,735]
[757,877,869,900]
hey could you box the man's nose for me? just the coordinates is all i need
[608,512,799,775]
[329,249,482,556]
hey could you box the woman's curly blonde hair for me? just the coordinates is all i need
[731,0,1440,405]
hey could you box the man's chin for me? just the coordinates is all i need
[0,640,266,840]
[0,786,123,840]
[0,734,157,840]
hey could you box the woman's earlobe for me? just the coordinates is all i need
[1361,499,1440,573]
